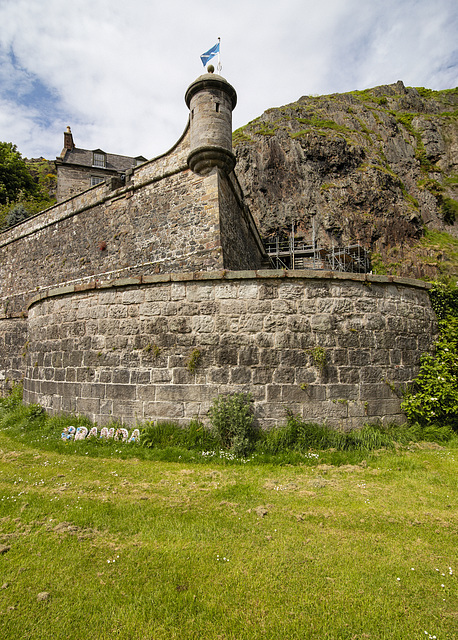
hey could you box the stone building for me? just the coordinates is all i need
[0,70,437,429]
[55,126,147,202]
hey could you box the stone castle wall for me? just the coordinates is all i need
[0,73,438,429]
[0,125,265,318]
[22,270,435,429]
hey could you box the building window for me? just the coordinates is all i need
[91,176,105,187]
[92,152,106,168]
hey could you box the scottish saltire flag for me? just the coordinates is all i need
[200,42,220,66]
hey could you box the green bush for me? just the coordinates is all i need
[429,282,458,320]
[442,197,458,225]
[401,316,458,430]
[401,283,458,431]
[208,392,256,456]
[0,383,23,411]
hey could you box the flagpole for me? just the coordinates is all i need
[217,37,222,74]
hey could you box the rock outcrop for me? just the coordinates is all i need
[234,82,458,279]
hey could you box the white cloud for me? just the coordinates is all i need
[0,0,456,159]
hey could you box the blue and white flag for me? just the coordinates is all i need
[200,42,220,67]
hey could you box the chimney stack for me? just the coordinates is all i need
[63,126,75,151]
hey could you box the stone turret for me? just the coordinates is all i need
[185,69,237,175]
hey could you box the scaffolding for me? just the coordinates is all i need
[264,236,370,273]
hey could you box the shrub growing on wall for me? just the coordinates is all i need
[208,392,256,456]
[401,283,458,430]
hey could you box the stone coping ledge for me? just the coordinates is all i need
[22,269,431,313]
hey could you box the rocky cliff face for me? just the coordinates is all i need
[234,82,458,280]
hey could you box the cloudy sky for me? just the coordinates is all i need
[0,0,456,161]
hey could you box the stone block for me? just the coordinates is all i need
[259,348,280,367]
[275,332,308,349]
[364,398,402,416]
[214,283,238,299]
[138,303,161,317]
[111,399,142,419]
[136,385,156,401]
[219,300,246,315]
[112,369,131,384]
[273,367,295,384]
[266,384,282,402]
[360,366,385,384]
[161,302,178,316]
[256,401,293,420]
[144,401,184,419]
[76,397,101,414]
[347,349,371,366]
[215,345,238,366]
[173,368,196,384]
[151,368,172,383]
[109,384,137,401]
[130,370,152,385]
[238,315,264,332]
[238,346,259,366]
[187,284,215,302]
[61,396,77,413]
[171,283,186,300]
[237,283,259,299]
[281,384,306,402]
[287,315,310,333]
[359,383,392,401]
[80,382,106,399]
[230,367,252,384]
[278,283,304,299]
[258,283,278,300]
[271,299,297,315]
[207,368,230,384]
[338,367,361,384]
[144,287,171,302]
[327,384,358,401]
[192,315,214,332]
[156,384,213,402]
[310,314,335,332]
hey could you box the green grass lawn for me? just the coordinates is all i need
[0,430,456,639]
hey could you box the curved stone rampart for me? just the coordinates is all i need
[22,270,436,429]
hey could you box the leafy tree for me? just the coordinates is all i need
[0,143,56,229]
[0,142,38,205]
